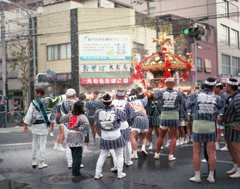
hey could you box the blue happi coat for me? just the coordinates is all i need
[154,88,184,127]
[95,105,126,149]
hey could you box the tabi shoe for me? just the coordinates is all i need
[176,139,180,146]
[148,143,153,150]
[228,171,240,178]
[184,136,189,144]
[53,143,58,150]
[117,172,126,179]
[207,176,215,183]
[68,162,72,169]
[131,153,138,159]
[226,167,237,175]
[38,162,48,169]
[165,141,170,148]
[83,148,92,153]
[110,167,118,173]
[202,170,217,178]
[94,173,103,180]
[220,145,228,151]
[57,144,65,152]
[32,159,38,168]
[189,176,201,183]
[141,149,148,156]
[215,143,220,151]
[154,152,160,160]
[179,138,184,145]
[125,161,133,167]
[168,154,176,161]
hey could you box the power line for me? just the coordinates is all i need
[4,10,240,37]
[36,12,240,37]
[2,0,235,31]
[3,1,240,38]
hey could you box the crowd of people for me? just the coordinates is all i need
[22,77,240,183]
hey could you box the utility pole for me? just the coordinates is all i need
[146,0,150,15]
[156,16,160,51]
[1,2,7,97]
[193,37,198,87]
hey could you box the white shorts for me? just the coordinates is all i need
[131,128,148,134]
[160,125,169,130]
[217,123,224,130]
[179,120,186,127]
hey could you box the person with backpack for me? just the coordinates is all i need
[60,100,89,179]
[23,87,50,169]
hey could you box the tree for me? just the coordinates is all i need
[174,34,189,57]
[9,37,31,111]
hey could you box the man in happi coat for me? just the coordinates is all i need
[223,78,240,179]
[186,78,224,183]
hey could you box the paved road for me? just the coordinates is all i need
[0,127,239,189]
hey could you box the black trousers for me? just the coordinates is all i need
[70,147,83,176]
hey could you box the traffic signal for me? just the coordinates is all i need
[183,25,205,40]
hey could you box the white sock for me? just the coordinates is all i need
[142,145,146,151]
[208,171,214,178]
[237,165,240,172]
[133,150,137,156]
[195,171,200,178]
[232,164,238,171]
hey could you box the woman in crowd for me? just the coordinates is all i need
[60,100,89,180]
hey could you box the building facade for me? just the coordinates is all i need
[37,0,157,94]
[123,0,240,82]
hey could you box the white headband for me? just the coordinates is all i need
[204,80,217,86]
[102,96,112,103]
[166,77,174,82]
[116,91,125,97]
[227,79,239,86]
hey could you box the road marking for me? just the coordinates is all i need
[216,160,233,164]
[0,141,55,147]
[0,142,32,147]
[0,127,23,133]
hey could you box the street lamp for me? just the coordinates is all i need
[1,0,36,86]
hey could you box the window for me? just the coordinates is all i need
[204,59,212,73]
[196,57,202,72]
[220,24,230,45]
[232,57,240,76]
[224,0,229,18]
[47,43,71,61]
[231,29,239,48]
[229,3,239,22]
[219,0,229,17]
[222,54,231,74]
[132,42,146,60]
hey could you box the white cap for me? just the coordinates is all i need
[165,77,175,82]
[102,93,112,103]
[66,88,76,97]
[204,78,217,86]
[227,78,239,86]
